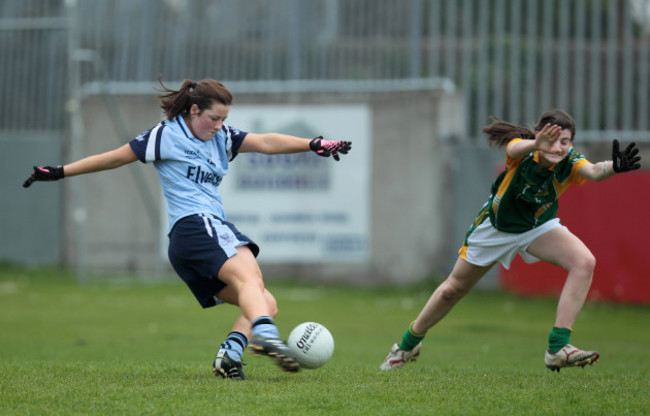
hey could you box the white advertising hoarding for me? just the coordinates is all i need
[220,104,371,263]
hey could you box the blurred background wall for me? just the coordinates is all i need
[1,0,649,296]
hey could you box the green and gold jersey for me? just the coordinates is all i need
[485,138,589,233]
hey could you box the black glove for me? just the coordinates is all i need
[23,165,64,188]
[309,136,352,161]
[612,140,641,173]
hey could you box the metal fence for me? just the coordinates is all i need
[1,0,650,141]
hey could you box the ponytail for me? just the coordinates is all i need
[482,116,535,148]
[157,75,233,121]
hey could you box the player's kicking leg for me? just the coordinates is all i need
[217,247,300,374]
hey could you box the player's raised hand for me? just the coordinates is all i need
[23,165,64,188]
[612,140,641,173]
[309,136,352,161]
[534,123,562,153]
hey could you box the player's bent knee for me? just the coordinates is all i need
[584,252,596,273]
[571,251,596,275]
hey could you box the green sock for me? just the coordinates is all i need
[548,326,572,354]
[398,321,426,351]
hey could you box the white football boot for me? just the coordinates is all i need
[380,343,422,370]
[545,344,600,372]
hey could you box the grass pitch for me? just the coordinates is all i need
[1,265,648,415]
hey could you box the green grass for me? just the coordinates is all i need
[1,266,648,415]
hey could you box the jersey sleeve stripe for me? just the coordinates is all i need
[155,125,163,160]
[224,127,234,161]
[145,124,164,162]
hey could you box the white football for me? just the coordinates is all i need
[287,322,335,369]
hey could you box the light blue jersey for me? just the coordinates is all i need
[129,115,248,234]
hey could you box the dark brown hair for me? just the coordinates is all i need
[483,109,576,147]
[157,75,233,121]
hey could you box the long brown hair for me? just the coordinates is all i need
[157,75,233,121]
[483,109,576,147]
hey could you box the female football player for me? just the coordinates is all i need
[380,109,640,372]
[23,77,351,380]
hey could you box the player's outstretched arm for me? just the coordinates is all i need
[239,133,352,161]
[578,140,642,182]
[23,144,138,188]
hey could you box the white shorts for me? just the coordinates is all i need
[459,218,565,269]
